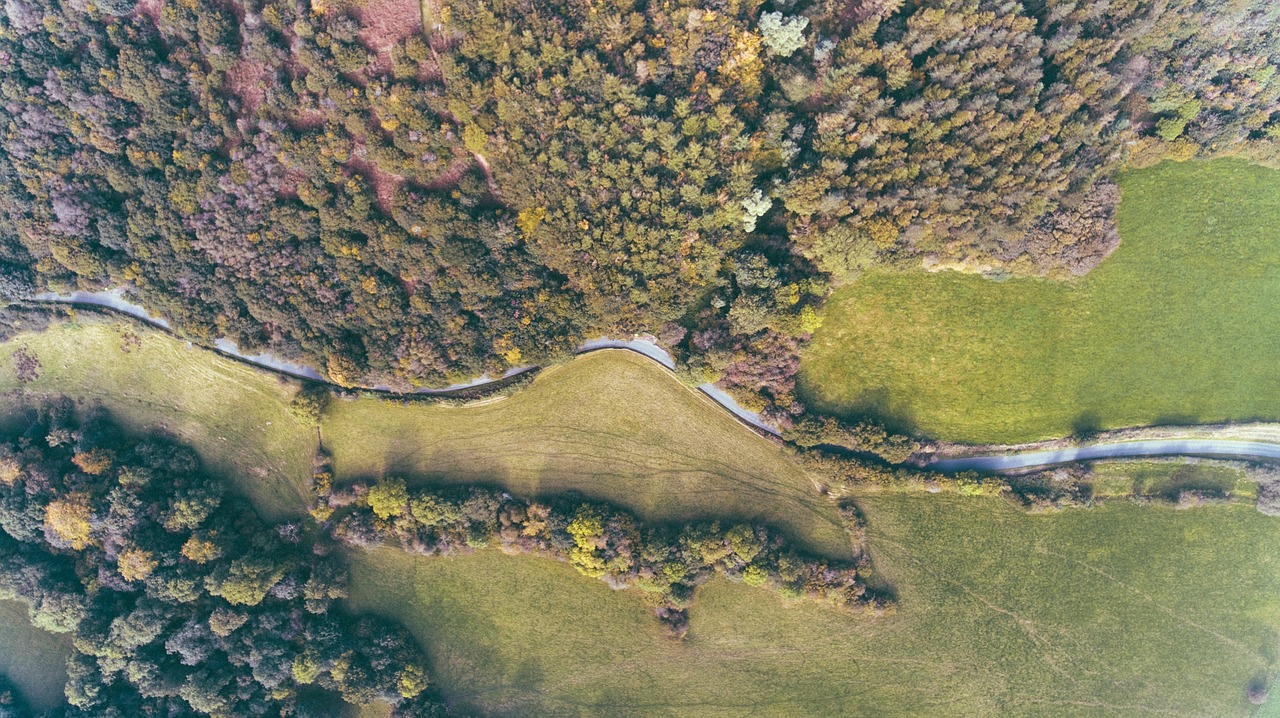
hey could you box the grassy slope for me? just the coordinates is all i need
[0,321,317,518]
[322,350,849,557]
[348,495,1280,717]
[0,317,1275,717]
[799,158,1280,444]
[1090,460,1255,500]
[0,320,317,711]
[0,601,71,711]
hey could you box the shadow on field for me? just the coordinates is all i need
[811,386,921,439]
[1150,413,1198,427]
[1071,411,1103,438]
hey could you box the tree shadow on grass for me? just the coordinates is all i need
[1071,411,1102,439]
[804,386,922,439]
[1150,413,1198,427]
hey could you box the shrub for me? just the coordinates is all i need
[1257,481,1280,517]
[367,477,410,519]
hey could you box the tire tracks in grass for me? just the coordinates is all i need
[865,532,1098,686]
[1037,545,1264,662]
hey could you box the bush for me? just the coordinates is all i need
[1257,481,1280,517]
[289,384,331,428]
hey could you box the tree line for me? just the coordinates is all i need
[327,477,885,636]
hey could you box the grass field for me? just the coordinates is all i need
[322,350,850,557]
[1090,460,1256,501]
[348,494,1280,717]
[0,601,71,711]
[0,321,317,518]
[1,313,1277,717]
[799,159,1280,444]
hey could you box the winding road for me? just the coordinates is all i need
[28,290,779,434]
[928,439,1280,472]
[26,289,1280,473]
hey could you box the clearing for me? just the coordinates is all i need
[0,601,71,711]
[799,158,1280,444]
[322,350,849,557]
[347,494,1280,717]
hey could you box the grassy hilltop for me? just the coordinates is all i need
[801,159,1280,444]
[322,351,850,558]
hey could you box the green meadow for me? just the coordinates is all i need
[0,321,317,518]
[0,315,1277,716]
[800,159,1280,444]
[322,351,850,557]
[0,601,71,711]
[348,495,1280,717]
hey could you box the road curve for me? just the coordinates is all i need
[33,291,1280,466]
[927,439,1280,472]
[27,290,780,435]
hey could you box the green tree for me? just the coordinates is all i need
[367,478,409,519]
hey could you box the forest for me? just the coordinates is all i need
[0,0,1278,425]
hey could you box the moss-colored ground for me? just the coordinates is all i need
[1090,460,1255,500]
[0,601,71,711]
[0,321,317,519]
[348,495,1280,717]
[800,159,1280,444]
[322,350,849,557]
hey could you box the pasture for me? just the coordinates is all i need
[800,159,1280,444]
[0,601,71,711]
[0,321,317,518]
[348,494,1280,717]
[0,314,1276,717]
[322,350,850,557]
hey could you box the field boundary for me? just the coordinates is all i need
[30,294,1280,472]
[921,421,1280,472]
[20,295,782,436]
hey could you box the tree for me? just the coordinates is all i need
[117,546,158,582]
[44,494,94,550]
[367,478,409,520]
[758,12,808,57]
[72,448,115,476]
[205,557,288,606]
[289,384,331,428]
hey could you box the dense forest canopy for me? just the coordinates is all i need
[0,400,446,716]
[0,0,1277,419]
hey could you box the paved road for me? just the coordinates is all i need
[927,439,1280,472]
[29,291,780,434]
[44,290,1280,462]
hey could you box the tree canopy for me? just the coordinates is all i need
[0,0,1277,420]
